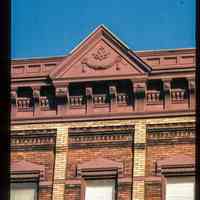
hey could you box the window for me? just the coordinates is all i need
[85,179,115,200]
[166,176,195,200]
[11,182,37,200]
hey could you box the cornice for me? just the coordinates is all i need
[11,129,57,135]
[11,110,195,125]
[147,122,195,131]
[136,48,195,57]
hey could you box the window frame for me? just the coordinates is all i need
[164,175,195,200]
[77,158,123,200]
[10,181,39,200]
[10,160,45,200]
[81,178,117,200]
[156,155,195,200]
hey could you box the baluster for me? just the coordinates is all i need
[156,92,160,102]
[176,91,180,101]
[172,91,176,101]
[180,90,184,100]
[188,77,195,109]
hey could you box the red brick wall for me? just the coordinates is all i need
[39,187,53,200]
[65,146,133,200]
[145,144,195,176]
[11,151,55,200]
[118,184,132,200]
[66,147,133,178]
[144,143,194,200]
[145,182,162,200]
[65,185,81,200]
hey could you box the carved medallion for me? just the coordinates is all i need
[81,45,122,72]
[92,46,110,61]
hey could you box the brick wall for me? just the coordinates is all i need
[145,144,195,176]
[11,150,55,200]
[65,185,81,200]
[145,182,162,200]
[66,147,133,178]
[11,115,195,200]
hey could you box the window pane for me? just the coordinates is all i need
[85,179,115,200]
[11,182,37,200]
[166,176,195,200]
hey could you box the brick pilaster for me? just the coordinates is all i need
[133,181,145,200]
[52,126,68,200]
[133,121,146,200]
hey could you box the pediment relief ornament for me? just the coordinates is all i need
[92,46,110,61]
[81,46,123,72]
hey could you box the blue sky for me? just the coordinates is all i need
[11,0,195,59]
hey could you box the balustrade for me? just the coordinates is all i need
[12,78,194,117]
[171,89,186,103]
[93,94,107,105]
[146,90,161,104]
[16,97,32,111]
[117,93,128,104]
[70,96,84,107]
[39,96,50,110]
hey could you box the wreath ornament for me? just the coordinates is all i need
[81,46,122,72]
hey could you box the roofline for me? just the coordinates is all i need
[12,55,66,62]
[135,47,195,53]
[11,47,196,62]
[69,24,130,54]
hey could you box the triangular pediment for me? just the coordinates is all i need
[50,25,151,82]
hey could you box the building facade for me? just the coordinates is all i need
[11,25,195,200]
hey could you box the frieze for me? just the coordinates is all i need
[147,122,195,145]
[69,125,134,149]
[11,129,56,151]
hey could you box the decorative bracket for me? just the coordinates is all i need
[55,87,69,98]
[11,90,17,102]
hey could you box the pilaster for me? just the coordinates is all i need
[132,80,146,112]
[11,88,17,117]
[109,85,117,112]
[55,84,69,115]
[163,78,171,110]
[86,86,93,114]
[133,121,146,200]
[52,126,68,200]
[187,77,195,110]
[32,86,40,116]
